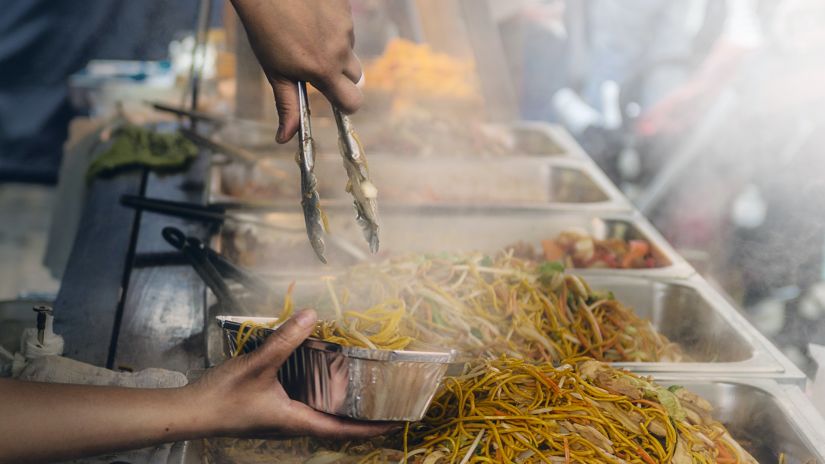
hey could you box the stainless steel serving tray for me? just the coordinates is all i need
[201,272,802,383]
[214,209,692,279]
[652,377,825,463]
[585,274,805,383]
[174,377,824,464]
[208,120,598,209]
[509,121,590,159]
[210,156,629,212]
[215,119,586,158]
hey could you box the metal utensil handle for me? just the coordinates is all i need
[148,101,225,126]
[163,225,271,297]
[122,195,226,225]
[296,81,327,263]
[332,107,356,157]
[203,247,274,298]
[297,81,314,173]
[124,194,305,233]
[162,227,250,314]
[180,128,262,166]
[161,226,188,249]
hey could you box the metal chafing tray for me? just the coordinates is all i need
[652,377,825,463]
[215,119,586,158]
[208,121,595,209]
[210,157,629,212]
[214,209,693,279]
[173,377,824,463]
[509,121,590,159]
[200,272,802,384]
[585,274,805,384]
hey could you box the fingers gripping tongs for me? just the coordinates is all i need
[296,81,380,264]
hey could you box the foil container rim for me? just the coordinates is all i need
[217,315,456,363]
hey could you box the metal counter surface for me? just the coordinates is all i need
[112,154,212,373]
[53,171,144,367]
[54,151,210,373]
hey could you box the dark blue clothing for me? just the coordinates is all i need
[0,0,221,183]
[0,0,115,182]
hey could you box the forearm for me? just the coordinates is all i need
[693,40,751,86]
[0,379,213,464]
[0,311,390,463]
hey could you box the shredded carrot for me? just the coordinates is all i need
[637,446,657,464]
[633,399,666,412]
[563,437,570,464]
[538,372,562,396]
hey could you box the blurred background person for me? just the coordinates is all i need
[646,0,825,373]
[500,0,825,372]
[0,0,221,184]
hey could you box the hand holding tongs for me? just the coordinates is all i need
[296,81,380,264]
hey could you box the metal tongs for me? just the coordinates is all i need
[162,226,274,314]
[296,82,380,264]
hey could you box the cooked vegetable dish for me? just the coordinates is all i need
[223,250,771,463]
[363,358,757,463]
[204,358,760,464]
[233,249,683,362]
[532,231,659,270]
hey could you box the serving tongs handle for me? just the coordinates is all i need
[148,101,226,126]
[162,226,253,314]
[122,194,305,234]
[122,195,226,225]
[204,248,274,298]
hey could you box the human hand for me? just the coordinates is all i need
[635,83,704,137]
[231,0,363,143]
[636,39,751,138]
[189,309,393,439]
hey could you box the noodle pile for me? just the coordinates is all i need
[221,250,768,463]
[230,282,414,356]
[377,357,757,464]
[305,249,683,362]
[208,358,758,463]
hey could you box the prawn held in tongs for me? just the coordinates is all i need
[295,81,380,263]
